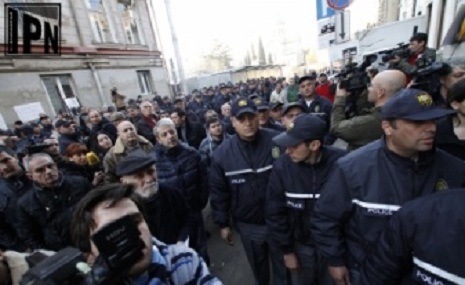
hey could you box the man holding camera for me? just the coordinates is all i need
[389,33,436,77]
[71,184,220,284]
[331,70,407,151]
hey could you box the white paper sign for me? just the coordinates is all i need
[0,113,7,130]
[65,97,80,108]
[14,102,45,122]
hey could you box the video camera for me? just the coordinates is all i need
[381,43,410,63]
[410,60,451,96]
[20,214,145,285]
[336,54,376,92]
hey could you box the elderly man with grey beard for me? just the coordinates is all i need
[117,150,193,245]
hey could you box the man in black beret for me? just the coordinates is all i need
[116,150,193,245]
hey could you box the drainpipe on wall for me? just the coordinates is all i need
[88,63,107,107]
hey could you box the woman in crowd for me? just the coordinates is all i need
[95,132,113,161]
[62,143,104,186]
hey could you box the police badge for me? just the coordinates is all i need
[272,146,281,158]
[238,99,247,107]
[416,93,433,107]
[435,179,449,191]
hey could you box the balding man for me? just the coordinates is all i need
[331,70,407,150]
[103,121,153,183]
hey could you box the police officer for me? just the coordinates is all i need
[281,102,305,129]
[266,114,346,285]
[254,97,286,132]
[297,75,332,127]
[311,88,465,285]
[210,97,286,285]
[360,189,465,285]
[331,70,407,151]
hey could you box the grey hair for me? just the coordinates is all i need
[26,153,53,172]
[153,118,176,136]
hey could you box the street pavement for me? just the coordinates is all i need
[204,206,255,285]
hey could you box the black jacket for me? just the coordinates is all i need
[17,175,91,251]
[0,175,32,251]
[177,120,206,149]
[59,161,101,184]
[435,116,465,161]
[310,139,465,269]
[151,143,208,212]
[262,121,285,132]
[298,95,333,127]
[266,146,346,253]
[210,128,280,227]
[58,133,82,156]
[144,185,193,245]
[361,189,465,285]
[186,100,208,124]
[135,115,158,144]
[213,94,235,114]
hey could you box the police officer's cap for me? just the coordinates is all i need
[253,97,270,111]
[270,101,284,111]
[282,102,305,115]
[273,114,326,147]
[231,97,257,117]
[116,150,156,176]
[381,88,454,121]
[298,75,316,85]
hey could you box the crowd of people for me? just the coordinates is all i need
[0,32,465,285]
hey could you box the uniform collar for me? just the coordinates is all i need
[382,137,436,169]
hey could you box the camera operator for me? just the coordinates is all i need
[71,183,220,285]
[438,61,465,104]
[436,78,465,160]
[331,70,407,150]
[388,33,436,77]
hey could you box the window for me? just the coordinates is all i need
[137,71,152,94]
[117,0,144,45]
[41,75,78,114]
[86,0,114,43]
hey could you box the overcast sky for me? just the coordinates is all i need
[161,0,379,73]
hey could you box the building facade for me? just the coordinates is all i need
[378,0,400,24]
[0,0,171,126]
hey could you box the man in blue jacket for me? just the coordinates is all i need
[266,114,346,285]
[360,189,465,285]
[210,97,286,285]
[151,118,209,263]
[311,88,465,285]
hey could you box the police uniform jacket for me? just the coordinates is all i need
[298,95,333,127]
[310,138,465,269]
[361,189,465,285]
[266,146,346,253]
[210,128,280,228]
